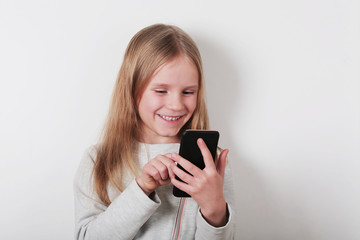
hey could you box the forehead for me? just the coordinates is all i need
[149,56,199,87]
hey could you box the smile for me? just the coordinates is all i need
[158,114,183,121]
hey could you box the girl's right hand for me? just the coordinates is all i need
[136,154,175,196]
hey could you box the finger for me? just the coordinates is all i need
[144,164,162,182]
[171,162,194,184]
[150,158,169,181]
[171,153,202,176]
[156,155,176,179]
[197,138,216,169]
[157,154,176,167]
[217,149,229,178]
[168,165,175,179]
[171,176,194,196]
[158,178,171,186]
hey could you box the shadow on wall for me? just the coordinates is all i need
[195,36,312,239]
[195,35,251,230]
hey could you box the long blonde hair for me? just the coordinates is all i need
[94,24,209,205]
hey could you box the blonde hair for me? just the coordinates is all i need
[94,24,209,205]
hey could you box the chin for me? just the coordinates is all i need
[160,132,179,138]
[157,129,181,138]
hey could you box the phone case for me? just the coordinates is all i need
[173,130,219,197]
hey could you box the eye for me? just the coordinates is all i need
[155,89,167,94]
[182,90,195,95]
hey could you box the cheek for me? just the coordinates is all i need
[186,96,198,114]
[139,95,162,115]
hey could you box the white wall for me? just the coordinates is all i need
[0,0,359,239]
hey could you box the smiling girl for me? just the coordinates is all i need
[74,24,235,240]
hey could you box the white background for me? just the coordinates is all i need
[0,0,359,239]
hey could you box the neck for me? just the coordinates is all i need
[139,135,180,144]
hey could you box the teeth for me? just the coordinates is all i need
[159,114,182,121]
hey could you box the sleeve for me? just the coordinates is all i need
[73,147,161,240]
[194,161,235,240]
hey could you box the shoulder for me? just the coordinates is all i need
[86,144,100,163]
[73,145,106,210]
[73,144,100,188]
[80,144,102,167]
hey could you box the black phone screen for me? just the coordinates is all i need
[173,130,219,197]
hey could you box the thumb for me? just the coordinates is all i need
[217,149,229,178]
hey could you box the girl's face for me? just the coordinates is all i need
[138,55,199,144]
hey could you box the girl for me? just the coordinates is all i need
[74,24,235,240]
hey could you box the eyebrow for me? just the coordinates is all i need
[151,83,199,89]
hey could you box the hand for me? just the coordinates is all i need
[170,138,229,227]
[136,154,175,196]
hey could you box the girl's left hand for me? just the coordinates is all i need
[170,138,229,227]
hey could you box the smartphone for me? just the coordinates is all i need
[173,130,220,197]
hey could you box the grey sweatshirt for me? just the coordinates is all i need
[74,143,235,240]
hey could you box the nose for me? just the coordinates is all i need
[166,93,184,111]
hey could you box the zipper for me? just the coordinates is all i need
[172,197,186,240]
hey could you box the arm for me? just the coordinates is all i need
[194,163,235,240]
[73,147,161,240]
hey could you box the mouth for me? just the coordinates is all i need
[157,114,184,121]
